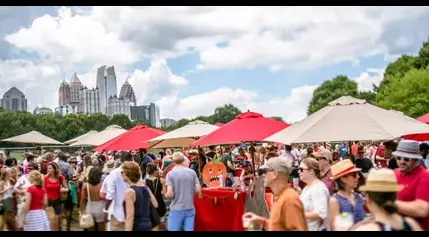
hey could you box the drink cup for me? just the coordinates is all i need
[335,212,354,231]
[242,215,252,229]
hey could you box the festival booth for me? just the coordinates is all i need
[64,130,98,145]
[265,96,429,167]
[69,125,127,147]
[1,131,64,145]
[94,125,166,151]
[191,111,289,231]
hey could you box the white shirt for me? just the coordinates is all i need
[14,174,31,204]
[300,181,330,231]
[102,166,129,222]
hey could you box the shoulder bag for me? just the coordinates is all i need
[79,183,95,229]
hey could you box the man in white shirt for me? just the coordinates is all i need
[101,152,132,231]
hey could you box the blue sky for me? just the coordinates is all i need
[0,6,428,123]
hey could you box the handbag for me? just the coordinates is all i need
[59,176,69,201]
[79,183,95,229]
[148,184,161,227]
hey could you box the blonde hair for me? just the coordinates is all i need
[172,152,185,164]
[122,161,142,183]
[28,170,44,187]
[166,149,172,156]
[301,158,321,179]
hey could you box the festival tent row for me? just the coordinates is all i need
[264,96,429,144]
[69,125,127,147]
[64,130,98,145]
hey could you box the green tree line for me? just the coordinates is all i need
[308,40,429,118]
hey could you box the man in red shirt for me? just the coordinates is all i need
[393,140,429,230]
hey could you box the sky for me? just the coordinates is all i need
[0,6,428,123]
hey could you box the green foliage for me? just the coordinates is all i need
[376,68,429,118]
[270,116,285,122]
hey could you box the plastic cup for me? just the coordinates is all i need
[242,216,252,229]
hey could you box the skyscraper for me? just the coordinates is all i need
[58,80,71,106]
[96,65,118,114]
[69,72,83,106]
[119,77,136,105]
[1,87,28,111]
[79,86,101,114]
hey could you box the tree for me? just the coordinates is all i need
[414,41,429,69]
[307,75,359,115]
[270,116,285,123]
[209,104,242,124]
[376,68,429,118]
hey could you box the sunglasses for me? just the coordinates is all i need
[299,167,310,172]
[395,156,411,162]
[316,157,327,161]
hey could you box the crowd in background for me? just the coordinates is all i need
[0,138,428,231]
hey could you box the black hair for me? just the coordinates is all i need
[334,178,346,191]
[420,143,429,152]
[285,145,292,152]
[307,147,314,154]
[26,154,35,162]
[57,152,67,162]
[146,163,159,176]
[367,192,398,214]
[87,167,102,185]
[383,140,397,151]
[208,146,215,150]
[35,146,42,151]
[120,152,133,163]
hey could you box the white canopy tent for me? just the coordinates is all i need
[147,120,219,148]
[1,131,63,145]
[265,96,429,144]
[69,125,126,147]
[64,130,98,145]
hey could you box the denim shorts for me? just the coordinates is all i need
[167,208,195,231]
[48,199,62,215]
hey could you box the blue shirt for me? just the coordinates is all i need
[339,143,348,158]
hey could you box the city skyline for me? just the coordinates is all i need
[0,7,428,123]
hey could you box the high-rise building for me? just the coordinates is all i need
[119,78,136,106]
[96,65,118,114]
[33,107,53,115]
[70,72,83,106]
[107,95,131,118]
[160,118,177,128]
[58,80,71,106]
[1,87,28,111]
[130,103,161,128]
[55,104,77,116]
[79,87,101,114]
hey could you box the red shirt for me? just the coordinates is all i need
[395,165,429,230]
[27,185,46,210]
[235,155,248,161]
[44,175,63,200]
[376,144,384,157]
[351,144,359,155]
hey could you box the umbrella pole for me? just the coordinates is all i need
[250,142,256,175]
[197,146,202,179]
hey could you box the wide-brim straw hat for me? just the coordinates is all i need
[359,168,403,192]
[392,139,422,160]
[330,159,361,180]
[102,159,115,174]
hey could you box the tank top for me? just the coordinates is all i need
[333,193,365,224]
[375,216,412,231]
[123,186,152,231]
[162,161,172,170]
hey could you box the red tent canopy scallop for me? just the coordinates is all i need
[192,111,289,147]
[94,125,166,152]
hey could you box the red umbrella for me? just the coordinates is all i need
[192,111,289,147]
[402,133,429,141]
[94,125,166,152]
[417,113,429,124]
[214,122,225,127]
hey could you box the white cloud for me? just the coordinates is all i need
[354,68,385,91]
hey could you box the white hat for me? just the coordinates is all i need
[392,140,422,160]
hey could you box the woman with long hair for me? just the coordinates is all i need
[44,162,68,231]
[352,169,422,231]
[122,161,158,231]
[329,160,366,231]
[145,163,167,230]
[23,170,50,231]
[162,149,173,170]
[14,162,38,231]
[298,158,330,231]
[0,168,14,231]
[80,167,105,231]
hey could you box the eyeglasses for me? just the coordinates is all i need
[395,156,411,162]
[299,167,310,172]
[316,157,326,161]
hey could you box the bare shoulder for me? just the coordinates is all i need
[124,188,135,198]
[404,217,423,231]
[329,197,339,206]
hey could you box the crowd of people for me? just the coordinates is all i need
[0,138,428,231]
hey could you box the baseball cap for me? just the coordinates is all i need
[259,157,292,175]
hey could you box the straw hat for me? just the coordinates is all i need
[359,168,403,192]
[392,140,422,160]
[330,159,361,180]
[102,159,115,174]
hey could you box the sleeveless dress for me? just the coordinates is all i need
[333,193,365,224]
[123,186,152,231]
[145,178,167,217]
[375,216,412,231]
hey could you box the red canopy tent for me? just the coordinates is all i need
[94,125,166,152]
[192,111,289,147]
[402,114,429,141]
